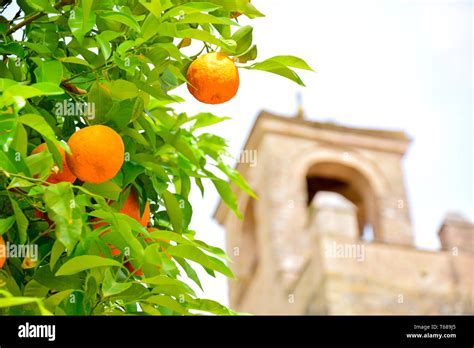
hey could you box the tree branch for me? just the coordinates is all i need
[6,0,75,36]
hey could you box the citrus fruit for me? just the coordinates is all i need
[186,52,240,104]
[31,143,76,184]
[0,236,6,268]
[66,125,124,184]
[120,190,150,227]
[124,260,144,277]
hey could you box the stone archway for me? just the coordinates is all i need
[306,161,378,239]
[272,145,390,289]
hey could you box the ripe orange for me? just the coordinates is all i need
[120,190,150,227]
[92,190,149,228]
[66,125,124,184]
[31,143,76,184]
[0,236,6,268]
[99,243,121,257]
[186,52,240,104]
[93,190,150,257]
[124,260,144,277]
[230,11,241,18]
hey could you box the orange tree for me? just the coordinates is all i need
[0,0,311,315]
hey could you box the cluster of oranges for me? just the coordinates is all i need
[4,47,241,272]
[26,125,155,275]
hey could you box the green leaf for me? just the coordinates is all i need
[0,113,17,152]
[268,55,314,71]
[10,122,27,158]
[18,114,56,141]
[34,266,82,291]
[96,31,122,60]
[217,162,256,198]
[43,183,83,254]
[221,0,265,19]
[82,181,122,201]
[81,0,94,29]
[192,239,231,262]
[141,275,196,296]
[0,216,15,236]
[102,269,132,297]
[162,190,184,233]
[69,7,96,43]
[174,257,202,290]
[103,79,139,100]
[59,57,91,67]
[25,149,53,178]
[30,83,64,96]
[134,80,177,103]
[99,11,141,32]
[211,177,242,219]
[157,22,233,51]
[34,60,62,84]
[231,25,253,55]
[144,295,188,314]
[23,280,49,298]
[246,59,305,86]
[0,150,19,173]
[9,199,28,244]
[167,245,234,278]
[180,12,238,26]
[191,113,230,131]
[139,0,162,19]
[56,256,122,276]
[5,84,62,99]
[88,82,114,124]
[43,290,74,313]
[0,43,25,58]
[162,2,222,19]
[236,44,257,63]
[94,212,145,262]
[158,131,200,166]
[26,0,57,13]
[146,229,190,245]
[188,298,236,315]
[50,239,65,271]
[0,295,41,309]
[0,78,18,91]
[141,13,160,40]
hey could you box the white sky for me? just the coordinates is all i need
[175,0,474,305]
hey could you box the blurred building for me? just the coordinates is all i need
[214,111,473,314]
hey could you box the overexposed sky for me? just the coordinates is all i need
[176,0,473,305]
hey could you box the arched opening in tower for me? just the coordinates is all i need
[306,162,377,241]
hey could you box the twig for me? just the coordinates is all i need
[6,0,74,35]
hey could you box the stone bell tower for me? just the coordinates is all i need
[214,111,473,315]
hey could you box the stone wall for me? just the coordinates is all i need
[216,112,473,315]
